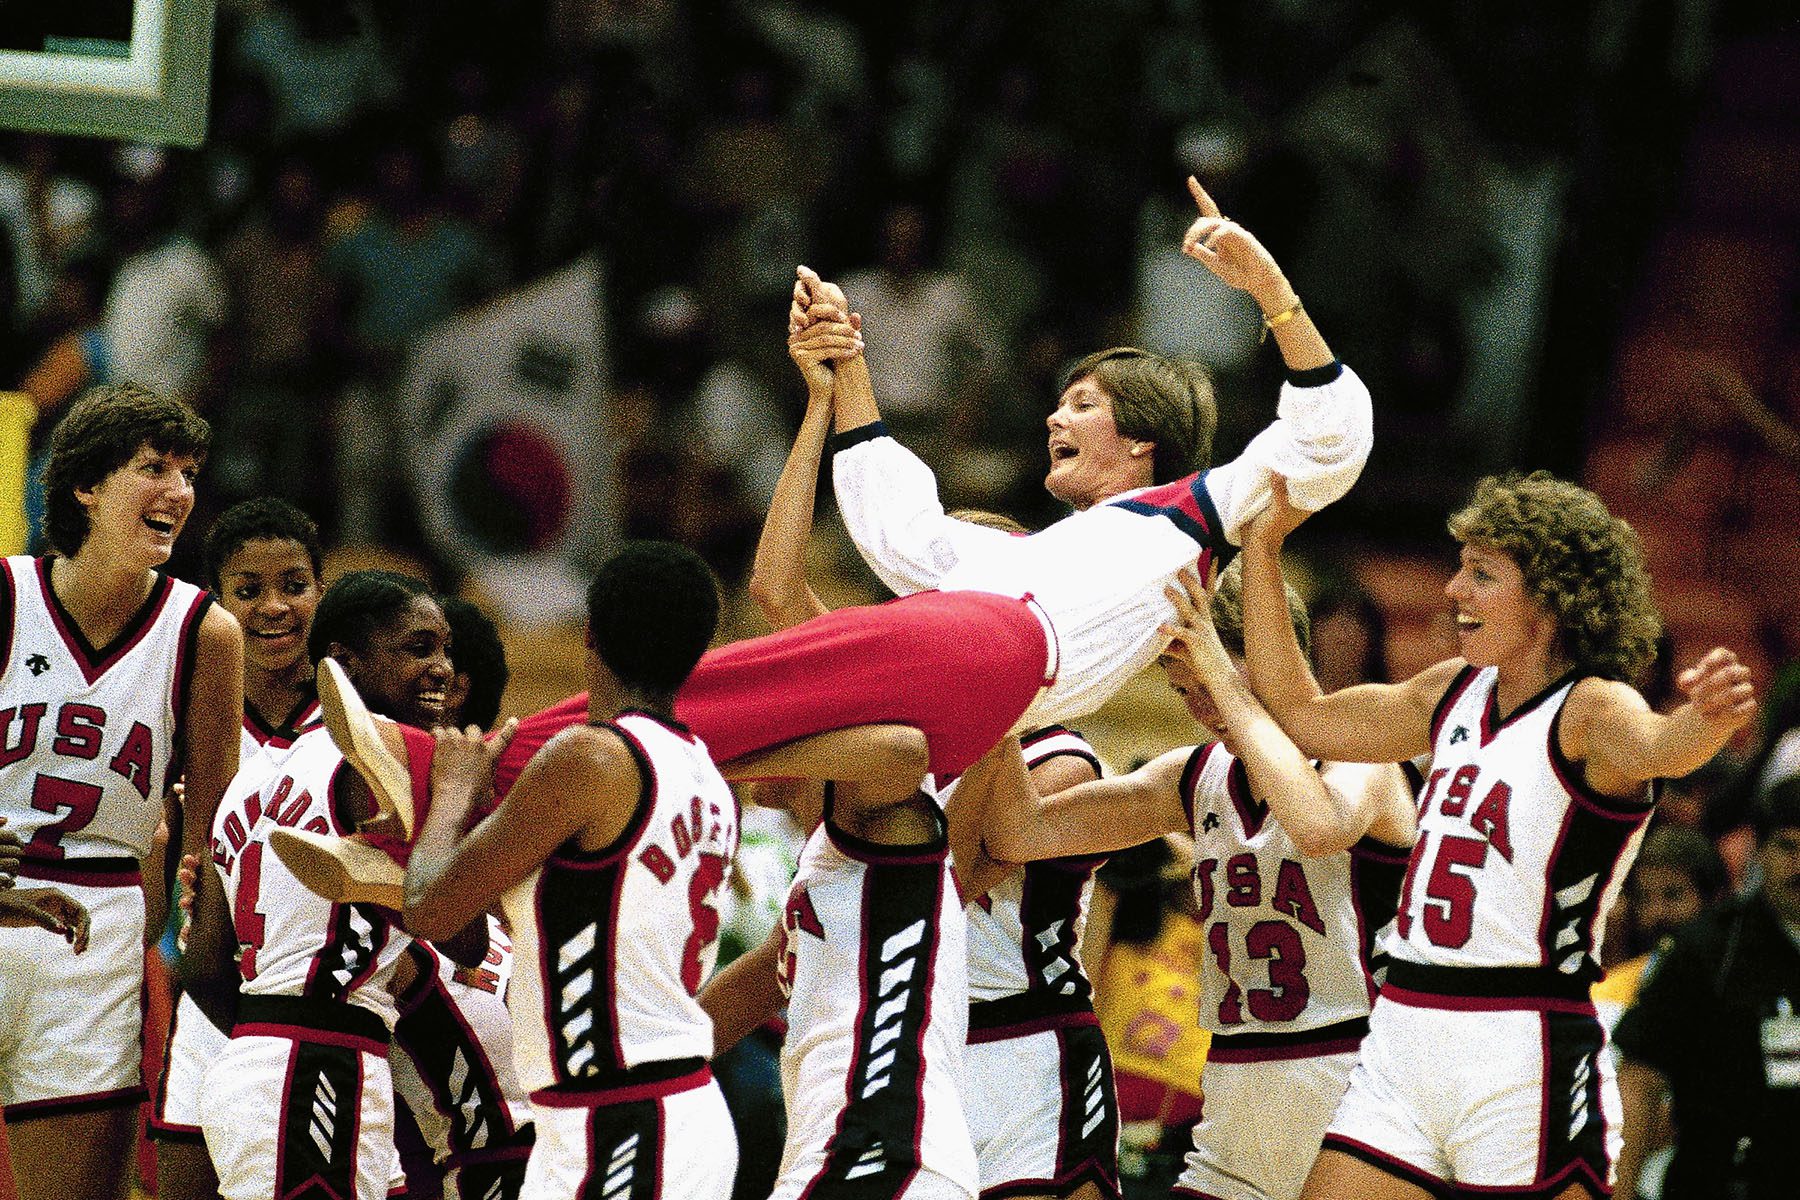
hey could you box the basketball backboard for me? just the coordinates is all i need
[0,0,216,146]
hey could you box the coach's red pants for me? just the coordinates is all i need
[382,591,1051,853]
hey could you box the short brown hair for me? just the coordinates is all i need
[1447,471,1660,683]
[1061,348,1216,484]
[44,383,211,556]
[1209,555,1311,660]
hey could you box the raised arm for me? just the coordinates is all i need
[1238,479,1454,764]
[947,739,1102,903]
[1180,177,1373,543]
[748,280,863,630]
[974,739,1191,864]
[793,266,1013,595]
[1161,567,1418,856]
[1563,648,1756,796]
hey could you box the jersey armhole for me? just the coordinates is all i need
[1428,664,1480,745]
[553,722,656,865]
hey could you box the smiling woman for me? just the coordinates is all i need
[0,381,243,1200]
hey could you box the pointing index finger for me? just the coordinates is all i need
[1187,175,1222,219]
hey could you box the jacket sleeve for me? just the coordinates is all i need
[830,422,1015,596]
[1203,360,1374,545]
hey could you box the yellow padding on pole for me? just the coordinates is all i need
[0,392,38,556]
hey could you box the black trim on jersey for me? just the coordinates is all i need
[1481,667,1578,746]
[536,855,630,1083]
[392,943,526,1154]
[246,681,320,745]
[1537,784,1650,980]
[301,902,392,1003]
[1019,724,1104,782]
[618,706,697,743]
[823,786,949,865]
[1384,960,1592,1003]
[0,558,15,689]
[574,1093,666,1199]
[36,557,175,677]
[830,420,890,453]
[1285,360,1344,388]
[968,988,1095,1032]
[1429,665,1480,746]
[1540,1010,1614,1196]
[1224,756,1268,839]
[1547,691,1656,816]
[275,1039,368,1199]
[1347,842,1407,993]
[1017,859,1097,1006]
[552,722,654,865]
[238,994,391,1044]
[809,854,946,1199]
[1208,1014,1370,1055]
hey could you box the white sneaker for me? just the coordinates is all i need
[317,656,416,838]
[269,828,404,910]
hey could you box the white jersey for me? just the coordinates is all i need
[0,555,210,861]
[502,710,738,1096]
[239,693,322,772]
[1387,667,1653,987]
[209,727,406,1026]
[963,727,1105,1009]
[774,790,978,1196]
[1182,742,1410,1045]
[833,364,1372,729]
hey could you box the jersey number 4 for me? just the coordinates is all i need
[1395,832,1486,948]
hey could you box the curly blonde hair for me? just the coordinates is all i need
[1448,471,1661,683]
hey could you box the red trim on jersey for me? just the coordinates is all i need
[1224,755,1269,839]
[231,1022,391,1058]
[527,1062,713,1107]
[35,558,177,685]
[1429,664,1480,746]
[1179,742,1216,834]
[966,1009,1100,1044]
[1379,985,1596,1016]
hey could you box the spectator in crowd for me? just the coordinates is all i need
[1614,780,1800,1200]
[1592,824,1730,1031]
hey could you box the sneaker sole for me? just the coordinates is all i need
[316,656,416,838]
[269,828,405,910]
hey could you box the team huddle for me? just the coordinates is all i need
[0,179,1758,1200]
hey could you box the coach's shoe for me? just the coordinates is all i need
[317,656,416,838]
[269,828,405,910]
